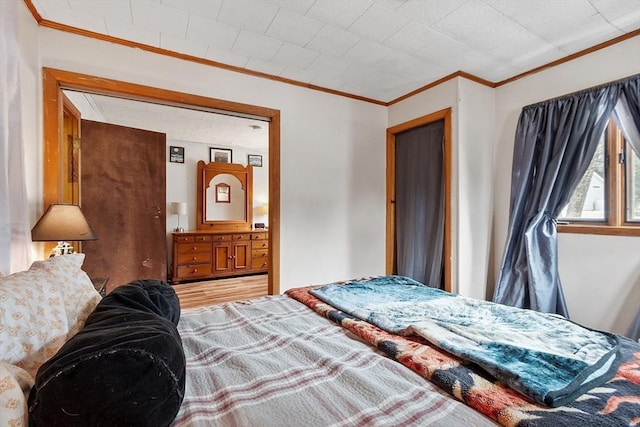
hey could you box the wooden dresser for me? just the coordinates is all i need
[171,230,268,284]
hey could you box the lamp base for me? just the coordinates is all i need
[49,241,75,257]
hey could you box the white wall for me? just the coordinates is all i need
[456,79,495,300]
[493,36,640,334]
[33,25,388,292]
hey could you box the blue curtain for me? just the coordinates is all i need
[494,74,640,317]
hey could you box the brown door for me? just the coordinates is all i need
[80,120,167,289]
[214,242,233,274]
[233,241,250,270]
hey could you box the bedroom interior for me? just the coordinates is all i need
[1,0,639,425]
[59,88,272,295]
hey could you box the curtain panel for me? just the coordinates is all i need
[614,76,640,156]
[494,74,640,318]
[395,120,445,288]
[0,0,32,275]
[615,77,640,341]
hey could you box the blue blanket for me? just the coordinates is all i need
[309,275,622,407]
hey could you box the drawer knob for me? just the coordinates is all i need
[193,246,197,250]
[192,257,197,260]
[193,269,198,273]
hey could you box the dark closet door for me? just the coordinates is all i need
[81,120,167,289]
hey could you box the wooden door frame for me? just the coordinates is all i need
[42,67,281,295]
[386,108,452,292]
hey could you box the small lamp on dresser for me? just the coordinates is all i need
[170,202,187,232]
[253,202,268,229]
[31,204,97,257]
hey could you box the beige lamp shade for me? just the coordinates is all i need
[170,202,187,216]
[170,202,187,232]
[31,204,97,242]
[254,203,268,216]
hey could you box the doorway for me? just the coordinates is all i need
[42,68,281,295]
[386,108,452,292]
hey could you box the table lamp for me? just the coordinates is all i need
[31,204,97,257]
[171,202,187,232]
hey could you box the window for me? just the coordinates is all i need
[558,117,640,235]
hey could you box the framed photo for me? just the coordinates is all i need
[210,147,232,163]
[169,146,185,163]
[215,183,230,203]
[248,154,263,167]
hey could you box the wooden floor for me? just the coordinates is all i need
[173,274,269,309]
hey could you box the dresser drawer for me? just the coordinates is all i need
[251,258,269,270]
[177,242,211,254]
[252,249,268,260]
[250,232,267,240]
[176,252,211,265]
[193,235,212,242]
[212,234,232,242]
[232,233,250,241]
[175,235,194,243]
[251,240,268,250]
[177,264,212,278]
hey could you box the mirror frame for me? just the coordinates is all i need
[197,161,253,231]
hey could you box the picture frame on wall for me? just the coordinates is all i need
[248,154,262,167]
[210,147,232,163]
[169,146,185,163]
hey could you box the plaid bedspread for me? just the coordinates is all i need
[287,286,640,427]
[174,295,497,426]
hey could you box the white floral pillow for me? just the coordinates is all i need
[0,361,32,427]
[0,254,101,377]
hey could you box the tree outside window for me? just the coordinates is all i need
[558,117,640,235]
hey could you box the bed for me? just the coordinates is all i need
[174,293,497,426]
[2,255,639,426]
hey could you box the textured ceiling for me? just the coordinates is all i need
[63,90,270,150]
[31,0,640,104]
[34,1,640,149]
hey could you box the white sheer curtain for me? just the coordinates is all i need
[0,0,32,275]
[613,78,640,341]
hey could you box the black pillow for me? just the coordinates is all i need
[28,279,186,427]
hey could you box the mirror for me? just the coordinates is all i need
[197,161,253,232]
[207,176,243,220]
